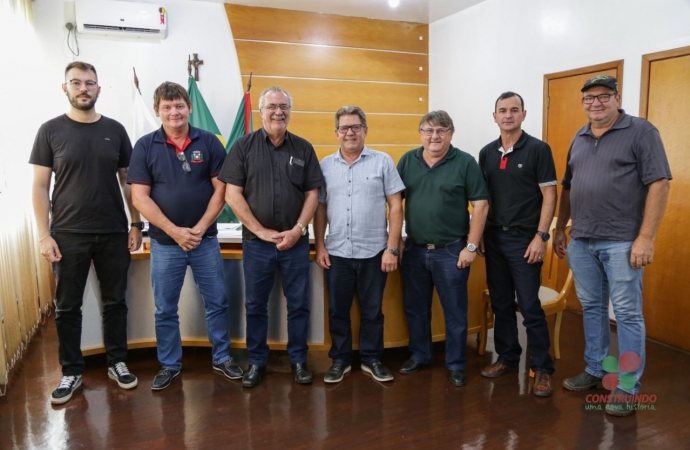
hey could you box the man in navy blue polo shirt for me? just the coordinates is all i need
[128,81,242,390]
[478,92,557,397]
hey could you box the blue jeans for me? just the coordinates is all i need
[150,236,230,371]
[242,237,311,366]
[325,251,388,365]
[567,238,645,394]
[52,232,130,376]
[401,240,469,371]
[484,229,554,373]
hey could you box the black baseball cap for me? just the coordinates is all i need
[581,75,618,92]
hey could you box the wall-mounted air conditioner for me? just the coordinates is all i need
[75,0,167,39]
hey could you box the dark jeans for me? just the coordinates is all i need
[325,251,388,365]
[401,240,469,371]
[484,228,554,374]
[52,232,130,376]
[242,236,311,366]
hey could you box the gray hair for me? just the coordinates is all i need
[258,86,293,110]
[419,110,455,131]
[335,106,367,129]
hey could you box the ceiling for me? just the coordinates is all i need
[192,0,487,24]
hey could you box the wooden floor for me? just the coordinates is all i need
[1,311,689,450]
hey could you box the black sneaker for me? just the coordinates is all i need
[151,368,180,391]
[361,361,394,382]
[324,363,351,383]
[51,375,82,405]
[562,371,602,391]
[605,388,638,417]
[213,359,244,380]
[108,362,138,389]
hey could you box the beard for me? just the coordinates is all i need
[68,93,98,111]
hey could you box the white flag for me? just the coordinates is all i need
[131,87,159,144]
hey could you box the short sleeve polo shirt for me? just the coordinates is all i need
[127,125,226,245]
[397,146,488,246]
[562,110,672,240]
[218,128,324,240]
[478,131,557,234]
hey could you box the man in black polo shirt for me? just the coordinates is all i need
[220,86,324,388]
[128,82,243,390]
[478,92,557,397]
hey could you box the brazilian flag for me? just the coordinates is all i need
[187,77,238,222]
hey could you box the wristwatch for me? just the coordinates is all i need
[130,221,144,230]
[466,243,478,253]
[386,247,400,256]
[536,231,551,242]
[296,222,308,236]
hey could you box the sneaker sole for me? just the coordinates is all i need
[151,371,180,391]
[324,366,351,384]
[108,371,138,389]
[562,380,602,391]
[361,364,394,382]
[51,378,82,405]
[605,405,636,417]
[212,365,243,380]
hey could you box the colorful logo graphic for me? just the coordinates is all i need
[601,351,641,391]
[191,151,204,163]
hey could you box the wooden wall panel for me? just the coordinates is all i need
[226,4,428,53]
[640,49,690,351]
[252,112,422,145]
[242,76,427,114]
[236,41,428,84]
[314,145,417,163]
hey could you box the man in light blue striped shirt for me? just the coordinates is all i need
[314,106,405,384]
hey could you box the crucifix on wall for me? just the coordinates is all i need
[188,53,204,81]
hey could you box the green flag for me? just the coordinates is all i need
[187,77,238,222]
[187,77,226,146]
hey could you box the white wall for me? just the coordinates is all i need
[429,0,690,157]
[30,0,244,142]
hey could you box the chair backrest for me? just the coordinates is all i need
[540,218,571,292]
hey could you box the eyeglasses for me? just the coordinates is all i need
[582,93,617,104]
[66,79,98,89]
[336,124,364,134]
[420,127,452,136]
[177,151,192,173]
[264,104,291,111]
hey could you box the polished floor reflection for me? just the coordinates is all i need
[1,311,689,449]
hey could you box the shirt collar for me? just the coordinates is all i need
[335,145,372,163]
[154,124,201,144]
[579,109,630,136]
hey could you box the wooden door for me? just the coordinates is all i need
[543,61,623,311]
[640,47,690,352]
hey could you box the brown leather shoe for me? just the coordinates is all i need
[533,371,554,397]
[480,361,515,378]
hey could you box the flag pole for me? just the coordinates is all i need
[133,67,141,95]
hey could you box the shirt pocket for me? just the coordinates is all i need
[287,157,305,187]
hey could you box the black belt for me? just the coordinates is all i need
[414,237,465,250]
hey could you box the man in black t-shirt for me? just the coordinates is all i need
[30,62,142,405]
[478,92,557,397]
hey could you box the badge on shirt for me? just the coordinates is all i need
[191,150,204,163]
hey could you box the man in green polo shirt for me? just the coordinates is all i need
[397,110,489,387]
